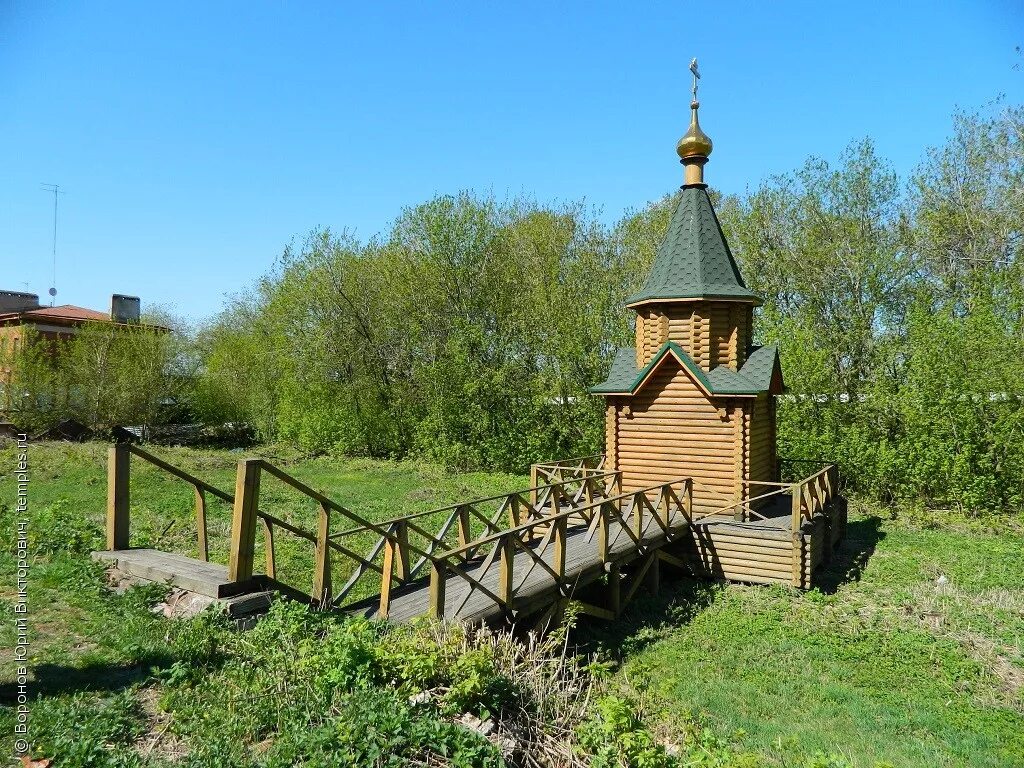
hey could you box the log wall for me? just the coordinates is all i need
[615,356,737,513]
[748,393,776,487]
[633,301,755,372]
[680,497,848,589]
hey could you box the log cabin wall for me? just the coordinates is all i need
[634,301,754,372]
[746,392,777,511]
[605,402,619,471]
[615,357,737,513]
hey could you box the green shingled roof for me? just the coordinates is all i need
[626,185,759,306]
[590,342,780,397]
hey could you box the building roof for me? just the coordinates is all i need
[0,304,168,332]
[625,185,760,306]
[590,341,781,397]
[0,305,112,326]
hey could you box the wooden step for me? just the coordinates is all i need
[92,548,261,598]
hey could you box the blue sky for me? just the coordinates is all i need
[2,1,1022,322]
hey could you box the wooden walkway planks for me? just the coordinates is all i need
[354,501,691,624]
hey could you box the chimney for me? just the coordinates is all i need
[0,291,40,313]
[110,294,141,324]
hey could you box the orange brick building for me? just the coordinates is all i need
[0,290,148,409]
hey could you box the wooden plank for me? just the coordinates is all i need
[686,553,793,571]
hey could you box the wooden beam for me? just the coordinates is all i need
[576,601,616,621]
[622,554,655,606]
[644,553,660,596]
[429,560,446,618]
[608,563,621,618]
[657,550,691,570]
[106,443,130,550]
[313,502,332,604]
[262,517,276,579]
[193,486,209,562]
[228,458,261,583]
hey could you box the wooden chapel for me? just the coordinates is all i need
[592,87,784,516]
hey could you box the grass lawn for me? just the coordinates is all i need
[2,441,1023,767]
[588,511,1024,767]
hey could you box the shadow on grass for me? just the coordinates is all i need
[0,652,176,703]
[814,515,886,594]
[574,575,721,660]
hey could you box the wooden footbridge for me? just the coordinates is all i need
[96,446,845,625]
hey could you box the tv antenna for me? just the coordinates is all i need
[40,183,64,306]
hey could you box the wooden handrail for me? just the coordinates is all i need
[431,479,690,562]
[126,444,233,504]
[107,443,236,561]
[328,470,619,539]
[532,453,603,469]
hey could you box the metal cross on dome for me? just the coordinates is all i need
[690,58,701,101]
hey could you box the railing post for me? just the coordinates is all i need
[228,458,261,583]
[509,494,522,529]
[106,443,130,550]
[313,502,332,605]
[658,487,671,533]
[456,504,472,550]
[598,501,610,562]
[633,491,644,540]
[262,518,276,579]
[429,560,446,618]
[193,486,209,562]
[379,525,396,620]
[395,519,410,581]
[684,479,693,521]
[790,481,803,533]
[530,465,539,508]
[498,535,514,607]
[553,516,566,582]
[545,486,561,538]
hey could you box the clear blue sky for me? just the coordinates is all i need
[2,1,1022,322]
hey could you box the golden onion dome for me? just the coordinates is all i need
[676,100,713,160]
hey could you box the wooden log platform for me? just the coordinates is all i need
[683,494,847,588]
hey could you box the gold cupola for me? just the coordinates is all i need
[677,59,712,185]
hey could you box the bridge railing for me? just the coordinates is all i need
[421,477,693,620]
[104,445,629,610]
[105,442,233,561]
[530,453,605,486]
[716,463,839,527]
[338,469,621,611]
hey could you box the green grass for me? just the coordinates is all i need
[590,511,1024,767]
[2,442,1023,767]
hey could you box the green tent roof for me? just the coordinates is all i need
[590,342,780,397]
[626,185,759,305]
